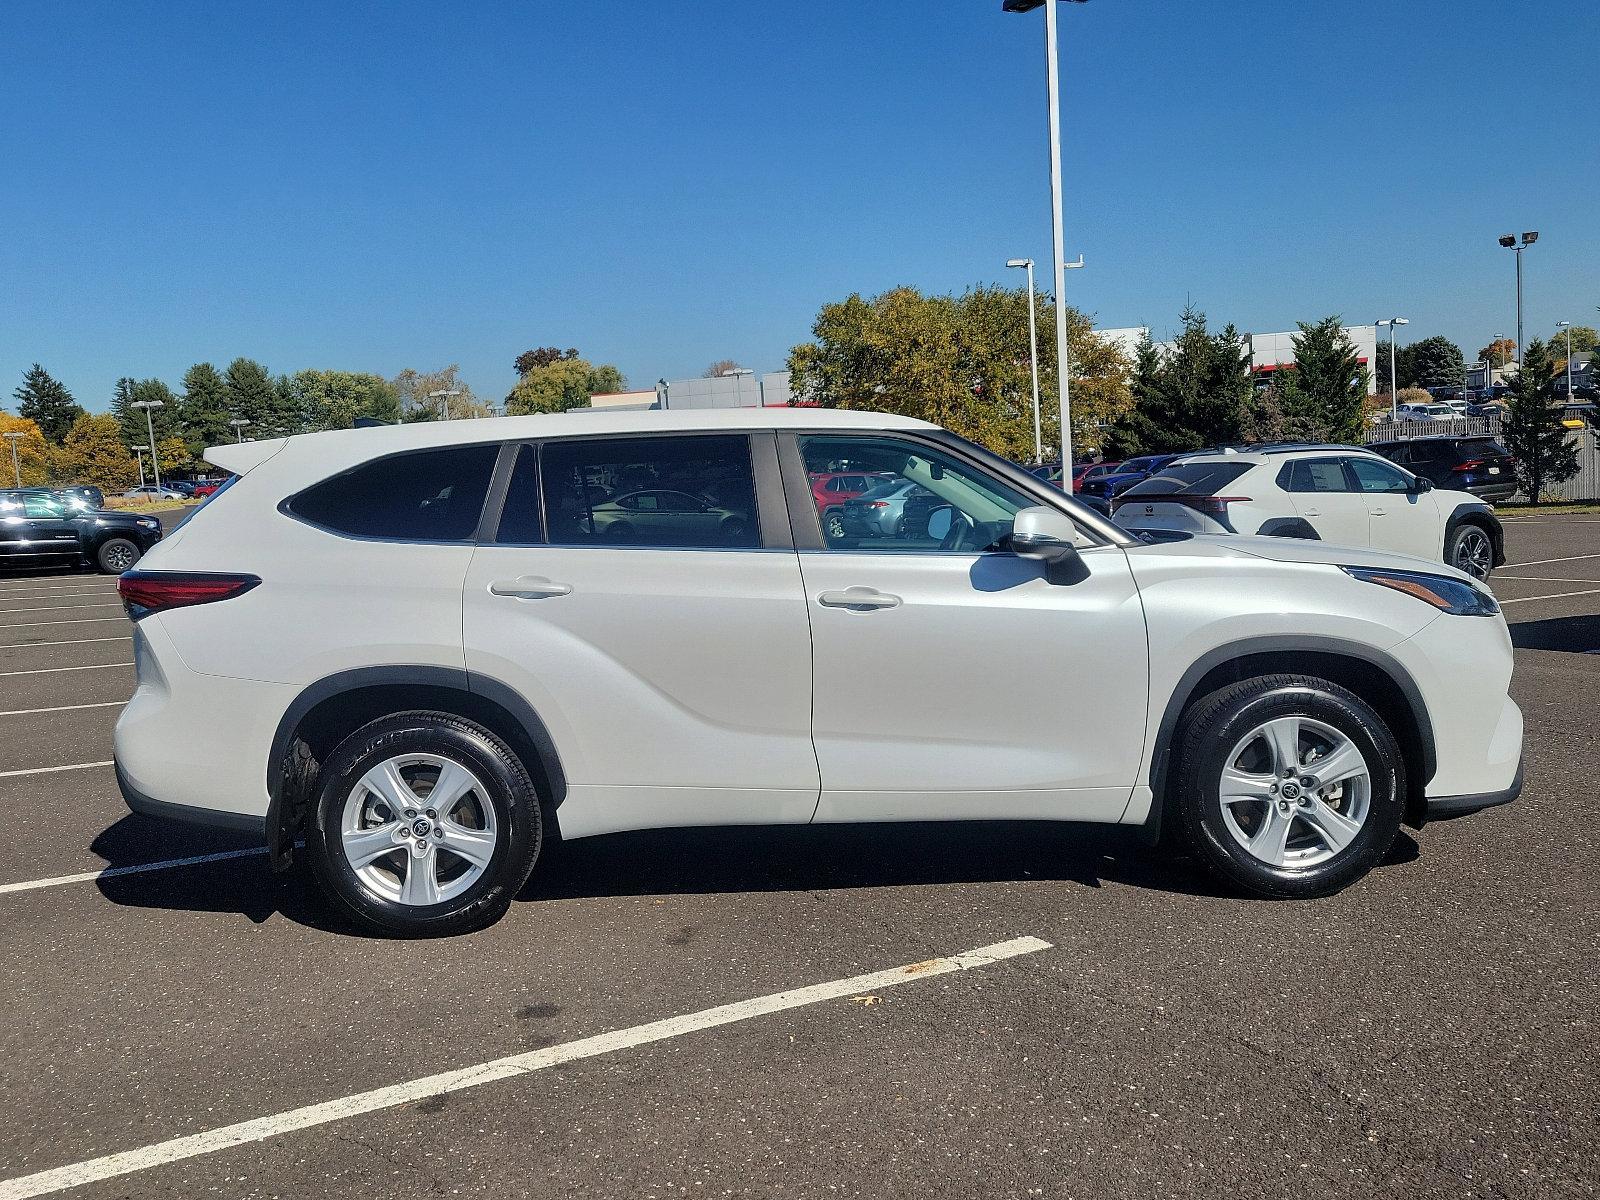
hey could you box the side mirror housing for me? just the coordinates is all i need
[1410,475,1434,494]
[1010,505,1087,583]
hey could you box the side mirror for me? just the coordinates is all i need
[1010,506,1086,583]
[1410,476,1434,494]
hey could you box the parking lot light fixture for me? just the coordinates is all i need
[3,431,24,486]
[130,398,165,490]
[428,389,463,421]
[1004,0,1088,470]
[1557,321,1573,399]
[1376,317,1408,422]
[229,418,251,443]
[1007,258,1043,462]
[1499,232,1538,367]
[133,445,148,489]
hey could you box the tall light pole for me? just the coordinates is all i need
[230,418,251,443]
[133,445,148,489]
[428,389,463,420]
[1557,321,1573,400]
[130,399,164,490]
[1375,317,1408,421]
[1007,258,1043,462]
[1498,231,1538,370]
[1004,0,1087,468]
[3,431,23,487]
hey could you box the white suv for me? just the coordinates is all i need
[114,410,1523,935]
[1112,446,1504,580]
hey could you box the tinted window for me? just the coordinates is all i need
[537,435,758,549]
[1124,462,1251,497]
[1347,457,1412,493]
[1458,438,1511,459]
[1281,459,1351,493]
[288,444,498,541]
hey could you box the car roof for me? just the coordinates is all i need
[1170,445,1388,467]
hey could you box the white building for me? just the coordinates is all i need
[1098,324,1380,395]
[588,371,796,411]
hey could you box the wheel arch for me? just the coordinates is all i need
[1255,517,1321,540]
[1443,503,1506,567]
[1145,637,1436,839]
[265,666,567,870]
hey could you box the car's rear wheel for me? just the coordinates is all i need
[307,712,542,937]
[96,538,141,574]
[1448,524,1494,580]
[1169,674,1403,899]
[823,509,846,540]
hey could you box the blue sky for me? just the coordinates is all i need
[2,1,1594,413]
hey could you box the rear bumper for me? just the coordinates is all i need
[1425,754,1523,821]
[116,759,267,837]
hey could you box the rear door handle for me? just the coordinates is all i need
[489,576,572,600]
[817,587,901,611]
[1370,508,1387,516]
[1301,508,1321,517]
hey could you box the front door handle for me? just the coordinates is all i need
[489,576,572,600]
[817,587,901,611]
[1369,507,1387,516]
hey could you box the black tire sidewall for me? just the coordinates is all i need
[97,538,140,574]
[1448,524,1492,578]
[1178,681,1403,898]
[308,713,541,936]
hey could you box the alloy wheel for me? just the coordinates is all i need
[104,543,137,571]
[1454,528,1493,580]
[340,754,499,906]
[1217,716,1371,868]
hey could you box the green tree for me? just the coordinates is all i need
[0,413,54,485]
[224,358,296,438]
[1279,316,1370,443]
[1501,338,1579,502]
[1401,336,1466,389]
[156,435,192,476]
[1237,377,1290,444]
[55,413,138,491]
[1102,333,1163,458]
[788,284,1131,463]
[391,365,486,419]
[179,363,233,452]
[13,364,85,443]
[506,356,631,417]
[286,370,402,430]
[1477,338,1516,369]
[1105,306,1250,453]
[513,347,579,376]
[1550,325,1598,355]
[110,377,181,450]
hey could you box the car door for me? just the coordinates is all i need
[462,432,819,841]
[783,431,1149,826]
[1281,457,1369,545]
[14,493,82,561]
[1344,455,1439,560]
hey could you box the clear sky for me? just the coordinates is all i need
[3,1,1594,413]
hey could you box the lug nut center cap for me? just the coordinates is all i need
[411,818,433,838]
[1280,781,1301,800]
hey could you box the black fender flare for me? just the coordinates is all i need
[265,665,568,865]
[1443,503,1505,567]
[1255,517,1320,540]
[1142,635,1437,840]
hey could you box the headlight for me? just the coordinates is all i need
[136,518,158,530]
[1342,567,1500,616]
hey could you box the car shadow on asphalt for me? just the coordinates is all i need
[88,814,1421,938]
[1510,613,1600,654]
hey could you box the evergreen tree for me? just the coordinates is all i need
[223,358,286,437]
[110,378,180,449]
[13,364,85,443]
[1103,333,1163,457]
[1280,317,1369,443]
[179,363,233,452]
[1501,339,1579,502]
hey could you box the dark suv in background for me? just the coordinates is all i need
[1367,436,1518,503]
[0,489,163,573]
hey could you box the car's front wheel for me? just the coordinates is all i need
[307,712,543,937]
[1169,674,1403,899]
[1447,523,1495,580]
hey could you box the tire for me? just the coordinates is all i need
[823,509,846,540]
[1168,674,1403,900]
[1447,522,1494,580]
[307,711,543,937]
[96,537,141,574]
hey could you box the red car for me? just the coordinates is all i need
[190,477,232,498]
[809,471,891,539]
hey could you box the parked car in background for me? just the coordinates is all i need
[121,484,187,501]
[809,471,892,539]
[1464,402,1505,419]
[0,488,163,572]
[56,485,105,511]
[1098,454,1186,498]
[1399,403,1458,424]
[840,478,934,538]
[114,407,1521,935]
[1074,461,1124,495]
[1111,445,1504,579]
[1366,436,1518,504]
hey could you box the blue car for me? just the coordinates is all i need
[1091,453,1186,498]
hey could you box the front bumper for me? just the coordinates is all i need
[1424,754,1524,821]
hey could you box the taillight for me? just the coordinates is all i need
[866,501,889,509]
[118,571,261,620]
[1452,459,1484,471]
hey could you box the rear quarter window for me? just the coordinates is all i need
[286,444,500,541]
[1123,462,1252,496]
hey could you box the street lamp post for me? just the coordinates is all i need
[1558,321,1573,400]
[427,389,463,420]
[130,399,165,490]
[1004,0,1087,469]
[1498,232,1538,369]
[1007,258,1044,463]
[1376,317,1409,421]
[3,431,24,487]
[133,446,148,489]
[230,418,251,443]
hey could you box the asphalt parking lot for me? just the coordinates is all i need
[0,514,1596,1200]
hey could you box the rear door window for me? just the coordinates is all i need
[1123,462,1252,497]
[533,434,759,549]
[287,444,499,541]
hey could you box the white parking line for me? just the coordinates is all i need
[0,662,132,678]
[0,935,1049,1200]
[0,761,113,779]
[0,602,123,615]
[0,580,116,592]
[1491,576,1598,584]
[0,636,132,649]
[1501,552,1600,568]
[1500,588,1600,607]
[0,589,118,601]
[0,701,125,717]
[0,617,128,630]
[0,847,267,897]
